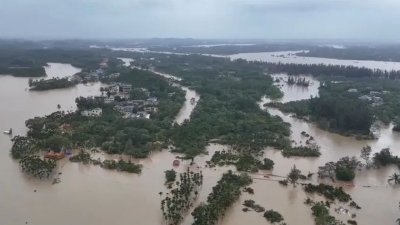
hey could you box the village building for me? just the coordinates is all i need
[347,88,358,93]
[145,97,158,106]
[104,97,115,104]
[81,108,102,117]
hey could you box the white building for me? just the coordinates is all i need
[104,97,115,104]
[122,84,132,94]
[81,108,102,117]
[348,88,358,93]
[146,97,158,106]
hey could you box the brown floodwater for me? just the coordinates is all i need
[0,63,398,225]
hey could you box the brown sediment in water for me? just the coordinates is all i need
[0,65,399,225]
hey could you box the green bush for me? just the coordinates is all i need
[335,167,355,181]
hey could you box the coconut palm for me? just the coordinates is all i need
[388,173,400,184]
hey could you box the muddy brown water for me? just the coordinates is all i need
[0,64,398,225]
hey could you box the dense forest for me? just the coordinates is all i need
[123,53,292,158]
[297,46,400,62]
[148,43,313,55]
[29,78,76,90]
[268,82,375,137]
[0,47,110,77]
[0,66,46,77]
[263,62,400,79]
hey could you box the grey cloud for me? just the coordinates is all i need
[0,0,399,39]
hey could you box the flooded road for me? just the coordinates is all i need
[230,51,400,71]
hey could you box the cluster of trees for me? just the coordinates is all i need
[207,150,275,172]
[101,159,142,173]
[164,169,177,183]
[309,202,345,225]
[160,169,203,225]
[0,66,45,77]
[318,156,363,182]
[147,43,311,55]
[282,143,321,157]
[28,77,76,91]
[268,84,375,136]
[243,200,265,213]
[191,171,252,225]
[19,156,56,179]
[304,183,353,203]
[265,62,400,79]
[123,53,291,158]
[297,45,400,62]
[287,76,310,87]
[263,210,284,224]
[10,135,36,159]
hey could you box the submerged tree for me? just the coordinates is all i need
[287,165,301,187]
[388,173,400,184]
[360,145,373,169]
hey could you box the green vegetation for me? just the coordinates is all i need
[373,148,400,168]
[282,143,321,157]
[161,169,203,225]
[69,150,92,163]
[191,170,252,225]
[310,202,345,225]
[0,66,46,77]
[388,173,400,184]
[101,159,142,173]
[29,77,76,91]
[207,150,275,172]
[243,200,265,213]
[19,156,56,179]
[304,183,352,202]
[263,210,284,223]
[164,169,177,183]
[10,135,36,159]
[318,156,363,182]
[13,68,185,160]
[287,76,310,87]
[259,158,275,170]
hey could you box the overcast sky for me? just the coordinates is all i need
[1,0,400,39]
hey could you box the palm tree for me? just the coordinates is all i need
[388,173,400,184]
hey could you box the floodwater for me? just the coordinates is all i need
[0,63,398,225]
[117,57,134,67]
[230,51,400,71]
[255,74,400,225]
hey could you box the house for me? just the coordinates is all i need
[146,97,158,106]
[96,68,104,75]
[144,107,158,113]
[109,73,120,78]
[348,88,358,93]
[370,91,380,95]
[121,84,132,94]
[110,86,120,94]
[81,108,102,117]
[358,95,372,101]
[114,105,135,113]
[382,91,391,94]
[104,97,115,104]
